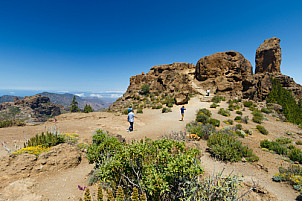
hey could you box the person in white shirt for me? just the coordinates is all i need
[127,109,136,132]
[206,89,210,96]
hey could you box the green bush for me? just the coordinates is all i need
[197,108,212,117]
[210,103,219,108]
[209,118,220,127]
[223,119,233,125]
[276,137,292,144]
[186,123,215,140]
[236,111,243,115]
[234,116,242,121]
[252,116,262,124]
[256,125,268,135]
[87,134,203,200]
[0,119,25,128]
[273,165,302,193]
[162,107,172,113]
[207,132,258,162]
[261,108,272,114]
[288,148,302,164]
[260,139,287,155]
[196,113,209,123]
[228,104,235,111]
[137,108,143,113]
[24,132,65,148]
[163,96,175,107]
[140,84,150,95]
[211,96,225,103]
[243,101,253,107]
[218,108,230,117]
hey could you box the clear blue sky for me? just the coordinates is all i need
[0,0,301,93]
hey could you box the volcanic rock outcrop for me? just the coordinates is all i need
[255,37,281,74]
[195,51,253,97]
[110,37,301,111]
[0,95,62,123]
[109,63,195,111]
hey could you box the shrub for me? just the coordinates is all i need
[210,103,219,108]
[12,145,50,156]
[24,132,65,148]
[0,119,25,128]
[209,118,220,127]
[273,165,302,193]
[267,78,302,125]
[236,111,243,115]
[296,140,302,145]
[243,101,253,107]
[186,123,215,140]
[140,84,150,95]
[276,137,292,144]
[228,104,235,111]
[261,108,272,114]
[252,116,262,124]
[256,125,268,135]
[137,108,143,113]
[234,116,242,121]
[223,119,233,125]
[211,96,225,103]
[163,96,175,107]
[197,108,212,117]
[288,148,302,164]
[162,107,172,113]
[87,134,203,200]
[196,113,209,123]
[218,108,230,117]
[122,109,129,115]
[207,132,258,162]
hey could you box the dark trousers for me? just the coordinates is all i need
[129,122,134,131]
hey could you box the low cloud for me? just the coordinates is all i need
[90,94,103,98]
[75,93,85,97]
[110,94,122,98]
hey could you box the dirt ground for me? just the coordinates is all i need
[0,96,301,200]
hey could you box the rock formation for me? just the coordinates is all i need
[0,95,62,123]
[110,38,301,111]
[255,37,281,73]
[195,51,253,97]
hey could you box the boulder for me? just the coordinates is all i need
[195,51,253,97]
[174,93,189,105]
[255,37,281,74]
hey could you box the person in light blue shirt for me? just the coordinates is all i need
[127,109,136,132]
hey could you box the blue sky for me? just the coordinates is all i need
[0,0,301,93]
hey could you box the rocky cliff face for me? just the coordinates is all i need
[110,38,301,111]
[255,37,281,74]
[0,95,62,123]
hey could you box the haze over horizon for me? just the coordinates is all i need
[1,0,302,93]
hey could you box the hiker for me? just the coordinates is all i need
[206,89,210,96]
[180,106,186,121]
[128,105,132,113]
[127,109,136,132]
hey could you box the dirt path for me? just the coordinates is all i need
[0,96,300,200]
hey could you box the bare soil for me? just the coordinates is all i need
[0,96,301,200]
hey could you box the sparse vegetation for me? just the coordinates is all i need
[136,108,143,113]
[186,123,215,140]
[273,165,302,193]
[234,116,241,122]
[223,119,233,125]
[241,116,249,124]
[209,118,220,127]
[235,124,243,130]
[261,108,272,114]
[140,84,150,95]
[236,111,242,115]
[211,96,225,103]
[243,101,253,107]
[0,119,25,128]
[210,103,219,108]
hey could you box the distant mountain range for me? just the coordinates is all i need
[0,92,116,110]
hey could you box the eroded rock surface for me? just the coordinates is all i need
[255,37,281,74]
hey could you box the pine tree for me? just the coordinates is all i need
[83,104,93,113]
[97,185,103,201]
[70,96,79,112]
[84,188,92,201]
[131,187,139,201]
